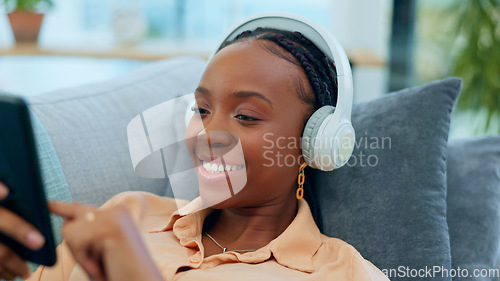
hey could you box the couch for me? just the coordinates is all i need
[1,56,499,280]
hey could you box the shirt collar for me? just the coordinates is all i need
[268,199,323,272]
[152,198,323,273]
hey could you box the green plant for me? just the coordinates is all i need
[449,0,500,132]
[1,0,53,12]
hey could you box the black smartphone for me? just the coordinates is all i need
[0,93,56,266]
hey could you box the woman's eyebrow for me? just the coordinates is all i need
[195,86,210,95]
[233,91,273,108]
[195,86,273,108]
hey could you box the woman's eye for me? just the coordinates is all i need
[191,106,210,115]
[235,114,259,121]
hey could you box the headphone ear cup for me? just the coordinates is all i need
[302,106,335,168]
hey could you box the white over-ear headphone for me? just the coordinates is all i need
[213,12,355,171]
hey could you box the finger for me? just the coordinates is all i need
[62,221,106,281]
[0,182,8,200]
[0,244,31,279]
[0,265,17,281]
[48,201,96,220]
[0,206,45,250]
[82,257,106,281]
[65,242,106,281]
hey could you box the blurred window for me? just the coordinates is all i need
[2,0,333,50]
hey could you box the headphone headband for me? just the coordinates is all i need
[212,12,353,120]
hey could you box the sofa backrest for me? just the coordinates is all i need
[28,56,206,206]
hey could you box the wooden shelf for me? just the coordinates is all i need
[0,43,385,67]
[345,49,386,67]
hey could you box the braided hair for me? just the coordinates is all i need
[218,28,340,232]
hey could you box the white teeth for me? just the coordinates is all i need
[202,161,242,174]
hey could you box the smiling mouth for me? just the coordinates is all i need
[201,161,245,174]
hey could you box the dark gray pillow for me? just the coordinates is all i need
[447,136,500,281]
[315,78,462,281]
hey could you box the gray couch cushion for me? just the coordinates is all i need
[28,57,206,206]
[447,136,500,281]
[315,78,462,281]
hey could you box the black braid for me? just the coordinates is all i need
[218,28,340,233]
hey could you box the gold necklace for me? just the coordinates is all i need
[204,232,257,254]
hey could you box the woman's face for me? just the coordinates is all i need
[185,39,314,209]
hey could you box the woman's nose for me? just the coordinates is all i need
[197,129,235,148]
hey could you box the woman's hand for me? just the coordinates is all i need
[0,182,45,280]
[49,201,163,281]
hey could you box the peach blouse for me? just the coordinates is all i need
[28,191,389,281]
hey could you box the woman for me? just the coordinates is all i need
[2,14,389,281]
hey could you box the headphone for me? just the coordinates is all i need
[213,12,355,171]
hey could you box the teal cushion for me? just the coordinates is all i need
[26,111,72,274]
[29,111,72,243]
